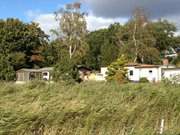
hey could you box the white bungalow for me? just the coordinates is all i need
[126,63,161,82]
[99,63,180,83]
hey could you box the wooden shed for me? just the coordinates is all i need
[16,67,53,83]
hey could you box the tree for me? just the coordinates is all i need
[0,55,15,81]
[101,23,122,66]
[55,2,88,60]
[85,23,122,69]
[106,55,128,83]
[116,9,160,64]
[0,18,48,80]
[53,2,88,82]
[149,19,177,51]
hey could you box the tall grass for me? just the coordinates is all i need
[0,81,180,135]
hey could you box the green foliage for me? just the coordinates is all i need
[55,3,88,60]
[0,55,15,80]
[85,23,121,69]
[85,29,106,69]
[106,55,128,83]
[139,77,149,83]
[0,18,48,80]
[53,60,79,83]
[42,39,63,67]
[52,3,88,82]
[116,11,161,64]
[85,14,178,67]
[149,20,177,51]
[172,55,180,67]
[0,82,180,134]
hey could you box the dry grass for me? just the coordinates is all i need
[0,81,180,135]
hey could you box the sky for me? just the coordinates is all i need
[1,0,180,36]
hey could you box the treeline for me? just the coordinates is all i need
[84,20,180,69]
[0,19,48,80]
[0,8,180,81]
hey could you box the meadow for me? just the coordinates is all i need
[0,81,180,135]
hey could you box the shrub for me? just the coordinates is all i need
[139,77,149,83]
[26,80,47,89]
[106,55,128,83]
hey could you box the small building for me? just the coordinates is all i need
[99,63,180,83]
[16,67,53,84]
[162,68,180,81]
[126,63,161,82]
[78,66,92,81]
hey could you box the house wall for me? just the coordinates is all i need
[162,69,180,79]
[126,67,161,82]
[16,72,30,82]
[101,67,161,82]
[138,68,160,82]
[101,67,108,78]
[126,67,140,82]
[100,66,180,83]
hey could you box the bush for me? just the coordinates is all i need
[106,55,128,83]
[139,77,149,83]
[26,80,47,89]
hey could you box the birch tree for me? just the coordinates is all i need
[117,8,160,64]
[55,2,88,60]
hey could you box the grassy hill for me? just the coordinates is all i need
[0,81,180,135]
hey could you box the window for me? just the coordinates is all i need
[43,72,48,76]
[149,70,153,73]
[130,70,133,76]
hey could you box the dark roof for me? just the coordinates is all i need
[77,65,92,71]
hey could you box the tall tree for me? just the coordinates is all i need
[55,2,88,60]
[85,23,122,69]
[0,18,48,80]
[116,9,160,64]
[149,19,177,51]
[53,2,88,82]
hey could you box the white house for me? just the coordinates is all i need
[99,63,180,83]
[162,68,180,81]
[126,63,161,82]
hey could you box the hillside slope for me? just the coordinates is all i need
[0,82,180,135]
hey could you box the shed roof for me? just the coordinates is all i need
[17,67,53,73]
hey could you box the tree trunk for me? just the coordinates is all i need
[69,45,72,59]
[133,21,138,63]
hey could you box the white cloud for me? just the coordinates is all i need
[26,10,59,37]
[33,14,59,35]
[26,10,127,37]
[26,10,41,18]
[86,14,127,31]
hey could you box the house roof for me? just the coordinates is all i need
[162,67,180,70]
[135,64,160,68]
[125,63,139,67]
[126,63,160,68]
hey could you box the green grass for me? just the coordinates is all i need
[0,81,180,135]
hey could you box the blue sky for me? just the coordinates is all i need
[0,0,73,21]
[1,0,179,35]
[0,0,125,35]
